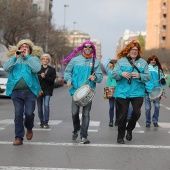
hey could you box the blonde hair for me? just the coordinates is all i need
[40,53,51,63]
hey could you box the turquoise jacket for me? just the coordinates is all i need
[104,59,116,87]
[112,57,151,98]
[64,55,103,96]
[145,64,165,92]
[3,55,41,97]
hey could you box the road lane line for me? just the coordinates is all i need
[0,167,112,170]
[160,104,170,110]
[0,141,170,149]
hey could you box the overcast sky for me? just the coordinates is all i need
[51,0,147,63]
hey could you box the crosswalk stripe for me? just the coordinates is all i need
[0,167,112,170]
[0,141,170,149]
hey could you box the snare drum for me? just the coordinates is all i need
[149,87,163,101]
[73,85,95,107]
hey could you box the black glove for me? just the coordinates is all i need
[160,78,166,85]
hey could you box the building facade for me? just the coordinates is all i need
[145,0,170,50]
[116,29,146,54]
[32,0,53,19]
[67,30,102,62]
[68,30,90,49]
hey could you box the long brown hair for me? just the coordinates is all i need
[147,55,164,73]
[117,40,143,60]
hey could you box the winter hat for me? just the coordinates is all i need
[8,39,43,57]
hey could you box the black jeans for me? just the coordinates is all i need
[116,97,143,140]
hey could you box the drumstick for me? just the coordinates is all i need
[81,72,95,86]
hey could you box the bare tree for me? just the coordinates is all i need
[0,0,74,64]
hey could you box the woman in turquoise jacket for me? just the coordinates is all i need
[112,40,151,144]
[104,59,118,127]
[145,55,165,127]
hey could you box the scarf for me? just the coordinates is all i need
[82,52,93,59]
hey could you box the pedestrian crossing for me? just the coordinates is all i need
[0,119,170,133]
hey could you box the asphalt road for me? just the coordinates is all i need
[0,76,170,170]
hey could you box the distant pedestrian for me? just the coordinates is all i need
[62,40,103,144]
[112,40,151,144]
[104,58,118,127]
[3,39,43,145]
[37,53,56,129]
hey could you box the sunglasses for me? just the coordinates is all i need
[84,45,92,49]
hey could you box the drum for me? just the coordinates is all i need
[149,87,163,101]
[73,85,95,107]
[103,87,115,99]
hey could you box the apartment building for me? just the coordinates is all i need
[116,29,146,53]
[145,0,170,50]
[67,30,102,62]
[32,0,53,19]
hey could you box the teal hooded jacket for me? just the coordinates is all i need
[64,55,103,96]
[112,57,151,98]
[3,55,41,97]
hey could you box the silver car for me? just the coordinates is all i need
[0,67,9,97]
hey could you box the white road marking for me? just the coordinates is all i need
[88,130,98,132]
[160,104,170,110]
[133,130,144,133]
[158,123,170,128]
[0,167,112,170]
[135,122,140,128]
[33,128,51,131]
[0,141,170,149]
[47,120,63,125]
[0,119,13,124]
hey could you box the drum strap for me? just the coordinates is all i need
[91,56,95,75]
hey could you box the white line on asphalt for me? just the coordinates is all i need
[33,128,51,131]
[133,130,144,133]
[88,130,98,132]
[0,141,170,149]
[160,104,170,110]
[0,167,112,170]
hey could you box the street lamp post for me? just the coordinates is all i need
[63,5,69,30]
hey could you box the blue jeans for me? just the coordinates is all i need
[37,95,50,123]
[109,97,118,122]
[71,98,92,139]
[11,90,36,140]
[145,95,160,125]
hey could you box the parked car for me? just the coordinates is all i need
[0,67,9,97]
[54,72,64,88]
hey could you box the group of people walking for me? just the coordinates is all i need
[3,39,166,146]
[104,41,166,144]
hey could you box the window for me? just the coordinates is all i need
[162,25,166,30]
[161,36,166,42]
[163,14,167,19]
[163,2,167,8]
